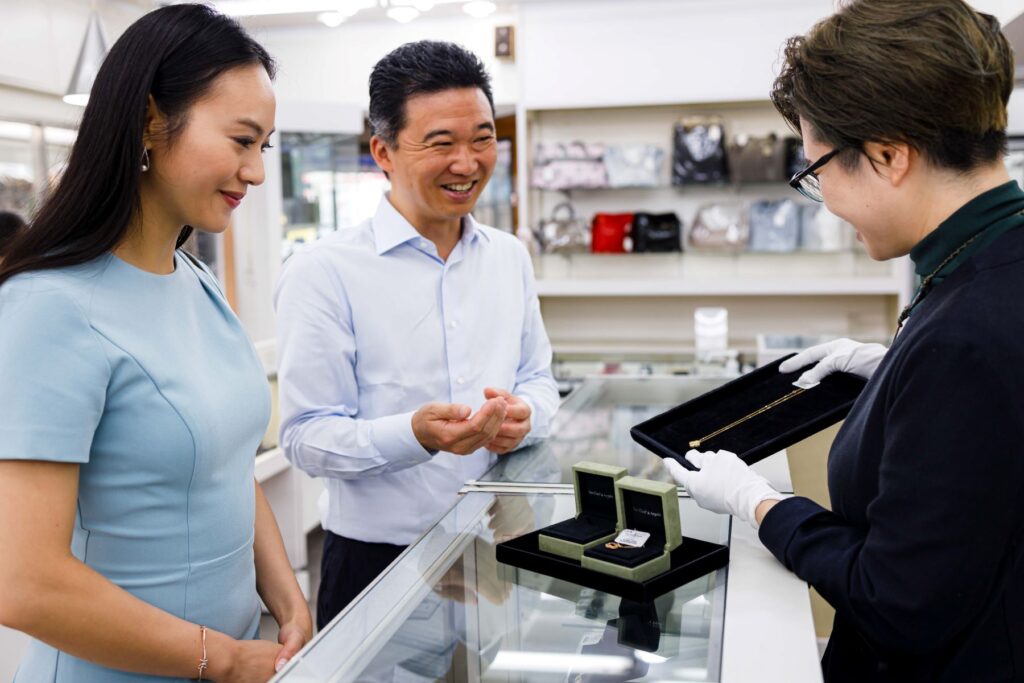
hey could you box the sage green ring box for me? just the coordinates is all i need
[538,462,627,560]
[580,476,682,583]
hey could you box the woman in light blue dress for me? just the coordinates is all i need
[0,5,311,681]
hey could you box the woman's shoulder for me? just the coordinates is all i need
[0,256,114,321]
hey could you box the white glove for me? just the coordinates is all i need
[664,450,786,530]
[778,337,887,389]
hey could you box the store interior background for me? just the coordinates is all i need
[3,0,1024,676]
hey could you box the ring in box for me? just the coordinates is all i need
[538,462,627,560]
[581,477,681,582]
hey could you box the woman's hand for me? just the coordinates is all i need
[664,449,787,530]
[206,632,280,682]
[274,615,313,673]
[779,337,887,388]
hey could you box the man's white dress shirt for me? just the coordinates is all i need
[275,196,559,545]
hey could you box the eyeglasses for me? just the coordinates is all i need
[789,147,844,202]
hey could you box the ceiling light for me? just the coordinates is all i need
[317,11,347,26]
[389,0,436,10]
[64,11,108,106]
[386,6,419,22]
[462,0,496,18]
[215,0,376,17]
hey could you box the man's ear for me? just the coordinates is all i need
[863,140,913,187]
[370,135,395,176]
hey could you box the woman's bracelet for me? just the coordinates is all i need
[197,625,209,681]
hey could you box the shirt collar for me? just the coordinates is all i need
[372,195,491,256]
[910,180,1024,277]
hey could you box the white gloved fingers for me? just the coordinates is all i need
[663,457,692,487]
[793,350,846,388]
[778,342,837,374]
[684,449,713,469]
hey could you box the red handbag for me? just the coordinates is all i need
[591,212,634,253]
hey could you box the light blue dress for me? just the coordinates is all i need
[0,251,271,682]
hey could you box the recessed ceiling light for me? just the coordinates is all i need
[317,11,346,27]
[463,1,497,19]
[386,6,420,22]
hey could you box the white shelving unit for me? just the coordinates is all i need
[515,101,914,357]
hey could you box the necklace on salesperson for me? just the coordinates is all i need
[892,231,983,342]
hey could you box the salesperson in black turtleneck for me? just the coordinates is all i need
[665,1,1024,682]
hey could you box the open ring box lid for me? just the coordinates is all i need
[630,353,867,470]
[538,462,627,560]
[581,477,682,582]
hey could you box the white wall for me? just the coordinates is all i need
[247,10,520,110]
[0,0,146,125]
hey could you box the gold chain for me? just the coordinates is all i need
[688,387,806,449]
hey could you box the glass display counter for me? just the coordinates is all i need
[272,376,818,683]
[275,491,730,683]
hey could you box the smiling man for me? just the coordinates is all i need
[274,41,559,629]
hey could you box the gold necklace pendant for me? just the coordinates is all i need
[689,387,807,449]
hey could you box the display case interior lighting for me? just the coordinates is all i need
[490,652,634,675]
[463,0,496,18]
[317,11,347,26]
[386,5,420,22]
[64,11,109,107]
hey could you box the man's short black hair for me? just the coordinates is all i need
[0,210,26,258]
[368,40,494,146]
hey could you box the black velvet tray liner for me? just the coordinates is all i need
[631,353,866,471]
[540,514,617,544]
[496,529,729,602]
[540,471,619,544]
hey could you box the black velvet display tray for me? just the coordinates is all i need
[496,529,729,602]
[631,354,866,471]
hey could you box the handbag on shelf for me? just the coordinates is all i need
[689,203,749,251]
[748,199,801,252]
[727,133,788,183]
[591,212,634,253]
[800,204,852,252]
[604,144,664,188]
[534,202,591,254]
[785,137,807,179]
[672,117,729,185]
[632,212,682,253]
[531,141,608,191]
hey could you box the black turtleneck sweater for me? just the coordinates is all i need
[759,181,1024,682]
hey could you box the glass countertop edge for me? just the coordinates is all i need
[272,492,496,682]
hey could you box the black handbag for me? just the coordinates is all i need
[784,137,807,179]
[632,212,682,252]
[671,118,729,185]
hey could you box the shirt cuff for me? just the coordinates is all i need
[370,411,434,467]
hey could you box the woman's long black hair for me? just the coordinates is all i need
[0,3,275,287]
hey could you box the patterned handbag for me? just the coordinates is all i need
[748,199,801,252]
[534,202,591,254]
[689,203,749,251]
[604,144,664,188]
[531,141,608,191]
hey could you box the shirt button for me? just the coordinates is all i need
[419,240,428,248]
[457,377,466,385]
[449,320,458,329]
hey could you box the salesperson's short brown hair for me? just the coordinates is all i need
[771,0,1014,172]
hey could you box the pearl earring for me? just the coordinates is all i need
[141,148,151,172]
